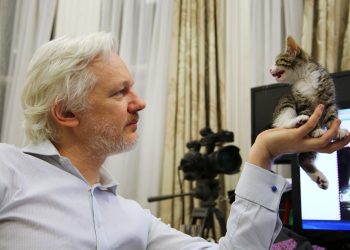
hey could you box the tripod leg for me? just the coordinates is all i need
[214,208,227,236]
[190,208,207,237]
[203,211,216,240]
[190,207,227,240]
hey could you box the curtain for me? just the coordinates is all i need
[160,0,226,230]
[342,2,350,70]
[224,0,303,189]
[302,0,350,73]
[54,0,101,37]
[133,0,174,214]
[251,0,304,87]
[1,0,57,145]
[0,0,17,135]
[100,0,174,214]
[224,0,251,193]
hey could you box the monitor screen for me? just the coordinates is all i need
[299,108,350,231]
[251,70,350,246]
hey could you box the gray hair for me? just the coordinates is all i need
[21,32,117,143]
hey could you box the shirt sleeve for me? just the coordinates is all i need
[218,162,288,249]
[147,162,288,250]
[0,145,15,208]
[147,216,218,250]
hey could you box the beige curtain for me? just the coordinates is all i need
[302,0,350,72]
[159,0,226,231]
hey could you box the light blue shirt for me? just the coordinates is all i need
[0,141,288,250]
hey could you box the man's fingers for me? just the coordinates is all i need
[295,104,347,152]
[303,119,341,150]
[323,119,341,141]
[318,134,350,153]
[306,121,350,153]
[297,104,324,136]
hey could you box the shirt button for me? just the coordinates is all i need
[271,185,277,192]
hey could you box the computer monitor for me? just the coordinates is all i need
[251,70,350,247]
[250,83,291,144]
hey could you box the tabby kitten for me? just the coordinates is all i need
[270,36,348,190]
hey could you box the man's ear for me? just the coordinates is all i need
[51,102,79,128]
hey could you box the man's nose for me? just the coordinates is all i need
[128,90,146,113]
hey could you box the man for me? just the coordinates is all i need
[0,32,349,250]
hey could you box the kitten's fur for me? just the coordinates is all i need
[270,36,348,190]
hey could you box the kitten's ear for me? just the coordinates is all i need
[285,36,301,56]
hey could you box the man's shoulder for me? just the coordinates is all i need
[0,143,26,162]
[116,194,148,212]
[0,143,22,153]
[0,144,27,180]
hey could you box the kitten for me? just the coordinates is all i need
[270,36,348,190]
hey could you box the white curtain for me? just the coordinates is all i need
[224,0,252,188]
[100,0,174,214]
[0,0,16,134]
[54,0,101,37]
[132,0,173,213]
[250,0,303,87]
[1,0,57,145]
[225,0,304,186]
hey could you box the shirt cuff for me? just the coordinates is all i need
[235,162,288,212]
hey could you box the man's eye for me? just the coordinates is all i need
[114,91,123,96]
[113,88,128,97]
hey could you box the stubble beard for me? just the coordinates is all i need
[87,122,137,158]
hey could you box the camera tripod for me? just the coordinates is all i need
[186,178,227,240]
[148,178,228,240]
[190,200,227,239]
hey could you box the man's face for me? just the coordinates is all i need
[77,53,146,156]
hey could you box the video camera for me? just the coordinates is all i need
[179,127,242,180]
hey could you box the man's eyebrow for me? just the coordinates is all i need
[124,81,134,87]
[116,81,130,88]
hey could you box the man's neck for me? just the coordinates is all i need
[53,141,106,186]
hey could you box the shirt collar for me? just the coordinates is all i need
[99,167,118,195]
[22,140,119,195]
[22,139,60,156]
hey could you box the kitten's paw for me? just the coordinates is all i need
[308,171,328,190]
[336,128,349,140]
[317,176,329,190]
[310,128,325,138]
[295,115,309,126]
[282,115,309,128]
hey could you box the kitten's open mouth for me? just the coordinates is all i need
[272,70,285,79]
